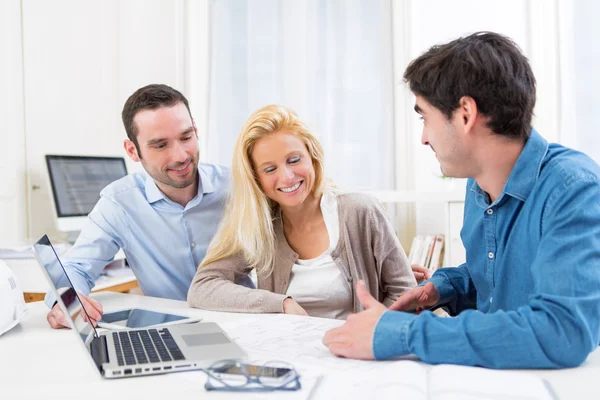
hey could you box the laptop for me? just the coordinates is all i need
[33,234,247,379]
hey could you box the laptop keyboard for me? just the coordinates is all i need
[112,328,186,366]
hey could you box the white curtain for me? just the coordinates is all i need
[570,0,600,163]
[556,0,600,163]
[207,0,395,190]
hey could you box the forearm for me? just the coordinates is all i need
[43,266,95,308]
[44,200,124,305]
[375,295,599,368]
[44,252,116,307]
[371,201,418,303]
[428,264,477,313]
[381,260,418,307]
[188,271,287,313]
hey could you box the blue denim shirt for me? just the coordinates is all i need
[45,163,229,305]
[373,129,600,368]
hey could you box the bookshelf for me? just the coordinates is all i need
[362,190,467,268]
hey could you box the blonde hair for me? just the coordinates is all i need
[200,105,327,277]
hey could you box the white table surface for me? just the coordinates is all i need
[1,292,599,400]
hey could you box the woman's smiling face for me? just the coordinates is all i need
[251,131,316,210]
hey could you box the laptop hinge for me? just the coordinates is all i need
[90,335,109,372]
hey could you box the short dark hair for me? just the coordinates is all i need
[121,84,192,157]
[403,31,536,141]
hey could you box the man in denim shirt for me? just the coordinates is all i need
[324,32,600,368]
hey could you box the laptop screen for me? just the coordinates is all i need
[33,235,98,342]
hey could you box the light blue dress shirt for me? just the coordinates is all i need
[373,129,600,368]
[45,163,229,305]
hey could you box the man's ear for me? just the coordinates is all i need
[456,96,478,133]
[124,139,141,162]
[192,118,199,138]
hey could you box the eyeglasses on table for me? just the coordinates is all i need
[202,359,301,392]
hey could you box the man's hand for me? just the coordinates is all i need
[388,282,440,312]
[46,293,104,329]
[283,297,309,316]
[411,264,432,283]
[322,280,387,360]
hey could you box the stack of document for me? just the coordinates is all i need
[0,242,68,260]
[101,259,134,278]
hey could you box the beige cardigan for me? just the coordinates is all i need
[187,193,416,315]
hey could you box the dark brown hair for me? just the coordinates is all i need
[404,31,536,141]
[121,84,192,157]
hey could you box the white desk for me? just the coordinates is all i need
[5,257,138,302]
[1,292,599,400]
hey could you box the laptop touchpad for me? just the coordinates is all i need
[182,333,230,347]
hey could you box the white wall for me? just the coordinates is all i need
[22,0,122,240]
[0,0,28,245]
[10,0,196,242]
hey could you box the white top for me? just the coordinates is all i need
[285,191,353,320]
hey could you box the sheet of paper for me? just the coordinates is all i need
[430,364,553,400]
[315,360,428,399]
[218,314,428,399]
[220,313,381,371]
[216,314,553,400]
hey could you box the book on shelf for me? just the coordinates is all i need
[409,234,445,270]
[423,235,435,268]
[429,235,445,271]
[408,236,424,266]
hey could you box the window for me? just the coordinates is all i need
[207,0,395,190]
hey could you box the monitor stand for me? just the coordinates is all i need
[66,231,80,245]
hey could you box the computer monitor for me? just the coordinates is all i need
[45,155,128,240]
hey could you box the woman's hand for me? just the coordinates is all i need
[411,264,432,283]
[283,297,309,316]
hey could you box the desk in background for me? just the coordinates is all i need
[1,292,599,399]
[4,257,138,303]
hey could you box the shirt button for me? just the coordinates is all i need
[487,208,494,215]
[490,297,493,303]
[191,242,196,248]
[488,252,494,259]
[347,277,353,282]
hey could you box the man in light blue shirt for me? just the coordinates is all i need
[324,32,600,368]
[46,84,229,328]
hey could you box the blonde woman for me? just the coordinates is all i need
[187,105,416,319]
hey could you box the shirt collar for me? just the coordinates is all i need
[503,128,548,201]
[144,164,214,204]
[470,128,549,205]
[198,164,215,195]
[144,172,164,204]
